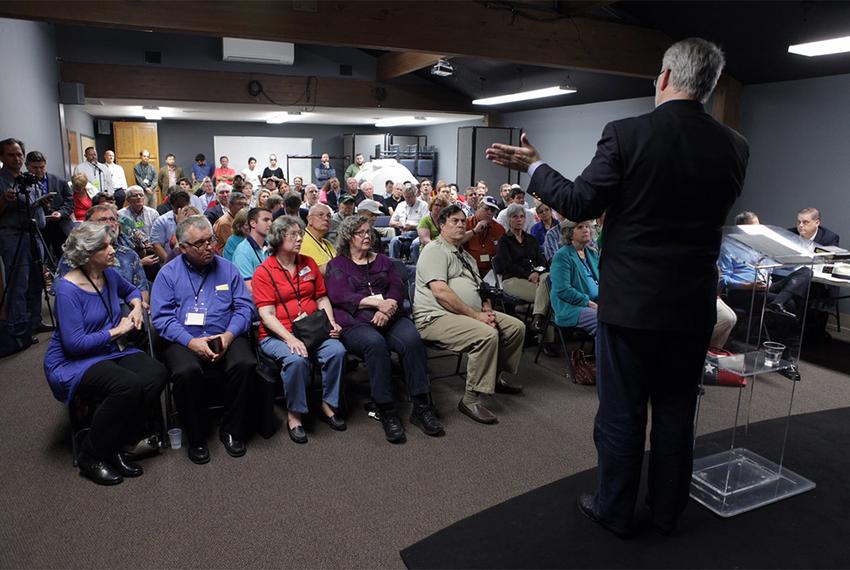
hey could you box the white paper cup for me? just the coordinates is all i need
[167,428,183,450]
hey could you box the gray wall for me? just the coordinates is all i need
[736,73,850,246]
[0,18,63,171]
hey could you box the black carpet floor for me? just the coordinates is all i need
[400,407,850,569]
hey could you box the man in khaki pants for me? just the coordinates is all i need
[413,204,525,424]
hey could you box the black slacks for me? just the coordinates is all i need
[592,321,711,532]
[161,336,255,445]
[76,352,168,460]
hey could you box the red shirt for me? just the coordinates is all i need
[73,192,91,222]
[465,215,505,275]
[214,167,236,185]
[252,254,326,341]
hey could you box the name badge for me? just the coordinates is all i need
[215,284,229,291]
[185,312,206,326]
[365,293,384,301]
[480,254,490,262]
[293,312,308,322]
[299,266,311,277]
[134,220,145,228]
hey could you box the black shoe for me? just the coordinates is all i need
[542,343,559,357]
[111,452,143,477]
[380,412,407,444]
[577,493,630,538]
[288,424,308,444]
[78,453,123,486]
[219,431,246,458]
[495,376,523,395]
[766,302,797,319]
[530,314,546,334]
[33,322,55,333]
[321,413,347,431]
[410,403,445,437]
[779,364,802,382]
[187,445,210,465]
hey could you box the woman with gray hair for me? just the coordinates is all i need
[252,216,347,444]
[43,222,168,485]
[549,220,599,336]
[325,216,443,444]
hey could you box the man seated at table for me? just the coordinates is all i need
[299,203,336,273]
[232,207,272,293]
[789,207,839,247]
[413,205,525,425]
[151,216,256,464]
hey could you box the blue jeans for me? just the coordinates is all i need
[577,307,598,336]
[259,336,346,414]
[389,231,417,259]
[341,318,429,405]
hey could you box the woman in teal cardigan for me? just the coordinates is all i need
[549,220,599,336]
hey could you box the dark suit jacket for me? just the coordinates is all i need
[43,173,73,235]
[528,100,749,332]
[789,225,840,247]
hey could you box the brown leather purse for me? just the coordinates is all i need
[570,349,596,385]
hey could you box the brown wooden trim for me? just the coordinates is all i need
[710,74,743,130]
[59,63,476,113]
[377,52,445,82]
[0,1,670,78]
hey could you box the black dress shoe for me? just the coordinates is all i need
[779,364,802,382]
[111,452,143,477]
[457,399,498,424]
[187,445,210,465]
[321,413,347,431]
[410,403,445,437]
[33,322,55,333]
[495,376,523,395]
[219,431,246,458]
[288,424,308,444]
[380,412,407,444]
[766,302,797,319]
[530,314,546,334]
[78,453,123,486]
[577,493,630,539]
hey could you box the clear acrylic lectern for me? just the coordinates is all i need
[689,225,846,517]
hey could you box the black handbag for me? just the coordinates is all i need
[260,264,331,352]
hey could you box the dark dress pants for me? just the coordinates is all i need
[162,336,255,445]
[592,321,712,532]
[76,352,168,460]
[341,318,429,405]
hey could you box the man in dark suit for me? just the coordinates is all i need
[789,207,840,247]
[25,151,71,265]
[486,38,749,536]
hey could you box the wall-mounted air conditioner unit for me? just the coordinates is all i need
[222,37,295,65]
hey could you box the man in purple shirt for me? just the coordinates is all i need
[151,216,256,464]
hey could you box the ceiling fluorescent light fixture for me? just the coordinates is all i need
[472,85,577,106]
[788,35,850,57]
[141,106,161,120]
[374,116,429,128]
[266,114,290,124]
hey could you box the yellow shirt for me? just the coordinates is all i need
[299,228,336,268]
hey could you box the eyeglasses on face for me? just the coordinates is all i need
[352,229,371,238]
[184,237,215,250]
[284,231,304,240]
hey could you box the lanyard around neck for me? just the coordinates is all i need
[80,268,113,322]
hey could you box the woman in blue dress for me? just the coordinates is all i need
[44,222,167,485]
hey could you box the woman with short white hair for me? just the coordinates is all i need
[44,222,168,486]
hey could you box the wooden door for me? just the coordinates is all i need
[68,130,79,167]
[113,121,160,198]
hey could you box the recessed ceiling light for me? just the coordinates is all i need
[472,86,577,106]
[788,35,850,57]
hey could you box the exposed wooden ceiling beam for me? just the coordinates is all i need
[0,1,670,78]
[59,63,476,113]
[710,73,743,130]
[377,52,445,82]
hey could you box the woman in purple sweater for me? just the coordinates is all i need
[325,215,443,444]
[44,222,167,486]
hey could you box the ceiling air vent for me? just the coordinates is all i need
[222,38,295,65]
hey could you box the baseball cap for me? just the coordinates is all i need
[357,199,384,214]
[339,195,356,205]
[480,196,500,211]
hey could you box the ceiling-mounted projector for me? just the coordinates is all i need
[431,59,454,77]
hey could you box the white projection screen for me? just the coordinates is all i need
[213,136,313,185]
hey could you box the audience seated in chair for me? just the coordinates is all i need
[299,203,336,273]
[549,220,599,337]
[45,222,167,485]
[388,185,429,260]
[530,203,557,252]
[461,195,504,277]
[150,216,256,465]
[789,207,839,247]
[150,190,192,264]
[221,207,249,262]
[326,215,444,444]
[231,207,272,294]
[413,205,525,425]
[410,196,449,265]
[496,203,552,335]
[252,215,347,445]
[203,182,232,226]
[213,191,249,256]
